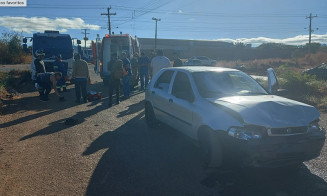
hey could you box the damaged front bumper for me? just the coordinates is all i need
[223,128,326,168]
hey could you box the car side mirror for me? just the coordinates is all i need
[267,68,279,94]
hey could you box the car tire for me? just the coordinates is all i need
[198,128,223,168]
[145,102,158,128]
[103,79,109,86]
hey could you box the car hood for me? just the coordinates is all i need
[207,95,319,128]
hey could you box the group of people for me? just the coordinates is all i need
[107,49,174,106]
[33,48,180,107]
[33,50,90,103]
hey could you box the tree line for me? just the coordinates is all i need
[0,32,30,64]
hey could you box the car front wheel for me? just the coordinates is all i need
[199,128,223,168]
[145,102,158,128]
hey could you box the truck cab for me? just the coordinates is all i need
[30,30,74,80]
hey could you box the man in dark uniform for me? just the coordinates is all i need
[108,53,123,107]
[173,52,183,67]
[130,53,139,90]
[33,49,46,97]
[53,54,68,92]
[34,49,46,78]
[36,72,63,102]
[138,52,150,90]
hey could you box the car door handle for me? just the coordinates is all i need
[152,91,155,94]
[169,98,173,103]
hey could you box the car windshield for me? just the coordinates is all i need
[192,71,268,98]
[198,57,208,60]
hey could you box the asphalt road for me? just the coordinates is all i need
[1,64,327,196]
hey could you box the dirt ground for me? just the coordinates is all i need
[1,64,327,196]
[0,64,30,72]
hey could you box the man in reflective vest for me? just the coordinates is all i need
[53,54,68,92]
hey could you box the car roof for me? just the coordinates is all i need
[164,66,239,73]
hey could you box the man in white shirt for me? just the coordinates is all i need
[150,50,172,78]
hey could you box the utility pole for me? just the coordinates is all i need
[306,13,318,45]
[152,17,161,51]
[101,6,116,35]
[81,29,90,49]
[71,38,78,46]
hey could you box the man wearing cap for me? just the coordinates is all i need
[53,54,68,92]
[33,49,46,97]
[34,49,46,79]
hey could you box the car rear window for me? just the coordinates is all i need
[154,70,174,92]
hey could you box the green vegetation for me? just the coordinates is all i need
[256,67,327,110]
[0,72,8,92]
[0,70,32,98]
[0,32,31,64]
[281,73,327,109]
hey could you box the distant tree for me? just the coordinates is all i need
[234,42,246,48]
[0,31,25,64]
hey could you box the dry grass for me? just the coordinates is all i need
[22,54,32,64]
[217,51,327,76]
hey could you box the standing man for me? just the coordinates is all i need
[138,52,150,91]
[72,53,90,103]
[34,49,46,78]
[108,53,123,107]
[53,54,68,92]
[36,72,63,102]
[173,52,183,67]
[33,49,46,97]
[121,52,132,99]
[130,53,139,90]
[150,49,172,78]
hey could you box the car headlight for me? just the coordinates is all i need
[308,120,324,132]
[228,127,262,141]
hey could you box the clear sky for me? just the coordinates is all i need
[0,0,326,46]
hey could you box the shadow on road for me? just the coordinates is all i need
[83,112,213,196]
[202,165,327,196]
[1,81,106,129]
[117,99,145,118]
[83,113,327,196]
[19,99,107,141]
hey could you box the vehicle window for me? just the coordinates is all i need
[192,71,268,98]
[318,64,327,69]
[154,70,174,92]
[172,72,195,102]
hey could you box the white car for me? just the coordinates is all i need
[183,59,202,66]
[189,56,216,66]
[145,66,325,168]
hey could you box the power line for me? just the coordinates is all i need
[152,17,161,50]
[306,13,318,45]
[101,6,116,35]
[81,29,90,49]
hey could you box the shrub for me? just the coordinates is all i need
[0,31,27,64]
[279,72,317,96]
